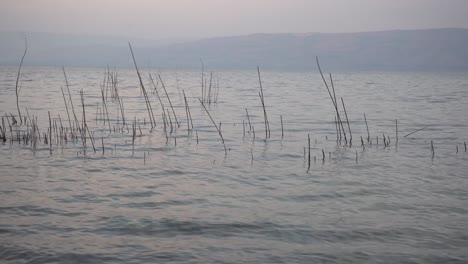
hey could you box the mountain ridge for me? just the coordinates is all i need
[1,28,467,71]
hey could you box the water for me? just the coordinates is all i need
[1,66,467,263]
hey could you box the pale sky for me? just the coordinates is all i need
[1,0,468,40]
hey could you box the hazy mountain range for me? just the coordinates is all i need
[1,28,467,71]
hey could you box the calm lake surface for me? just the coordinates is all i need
[1,66,467,263]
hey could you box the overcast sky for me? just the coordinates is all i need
[1,0,468,40]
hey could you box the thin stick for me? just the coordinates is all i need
[341,97,352,145]
[200,59,205,103]
[48,111,52,154]
[396,119,398,144]
[15,36,27,124]
[86,124,96,153]
[280,115,284,139]
[364,114,370,143]
[128,42,155,127]
[334,116,339,145]
[63,67,80,133]
[60,86,73,132]
[166,108,173,134]
[308,134,311,169]
[404,125,431,138]
[251,148,254,165]
[317,58,347,144]
[80,90,87,145]
[198,98,227,155]
[431,140,435,157]
[246,108,252,131]
[215,73,220,103]
[100,88,112,133]
[182,90,194,130]
[330,73,346,143]
[183,90,191,131]
[257,66,270,139]
[149,73,165,114]
[159,75,179,127]
[208,71,213,104]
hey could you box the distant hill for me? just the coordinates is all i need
[1,28,468,71]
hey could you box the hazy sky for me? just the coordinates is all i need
[1,0,468,40]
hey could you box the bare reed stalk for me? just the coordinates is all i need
[330,73,346,143]
[132,121,136,155]
[128,42,156,128]
[149,73,165,113]
[200,59,205,103]
[257,66,270,139]
[404,125,431,138]
[86,124,96,154]
[5,115,13,143]
[431,140,435,157]
[245,108,252,131]
[251,148,254,165]
[280,115,284,139]
[208,71,213,105]
[25,108,31,126]
[252,125,256,142]
[9,114,17,126]
[198,98,227,155]
[329,73,348,145]
[151,74,159,94]
[183,90,191,131]
[334,116,338,144]
[119,97,126,127]
[166,108,174,134]
[110,73,126,127]
[1,117,6,142]
[161,111,167,133]
[80,90,87,146]
[182,90,194,131]
[316,58,347,145]
[308,134,311,169]
[48,111,52,154]
[364,113,370,143]
[63,67,81,136]
[341,97,352,145]
[159,75,179,127]
[15,36,28,124]
[100,88,112,133]
[214,73,220,103]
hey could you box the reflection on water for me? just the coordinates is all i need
[1,67,468,263]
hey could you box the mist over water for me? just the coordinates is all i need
[1,66,467,263]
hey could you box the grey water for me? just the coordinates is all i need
[1,66,467,263]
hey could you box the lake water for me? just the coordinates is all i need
[1,66,467,263]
